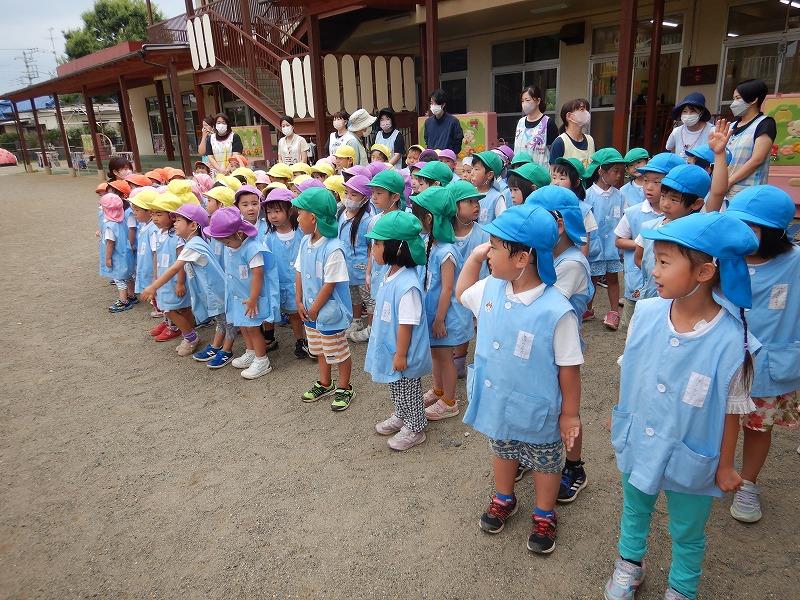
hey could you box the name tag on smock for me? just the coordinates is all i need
[769,284,788,310]
[514,330,535,360]
[315,260,323,279]
[380,301,392,322]
[683,372,711,408]
[159,254,170,268]
[239,265,249,279]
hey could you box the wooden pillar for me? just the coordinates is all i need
[145,0,154,25]
[116,94,131,152]
[53,95,76,176]
[184,0,194,17]
[168,58,192,174]
[643,0,664,153]
[307,13,326,158]
[239,0,258,91]
[154,79,175,160]
[11,101,32,172]
[83,86,106,180]
[424,0,439,103]
[30,97,51,174]
[193,76,206,125]
[118,76,142,172]
[612,0,638,151]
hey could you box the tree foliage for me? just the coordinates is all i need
[63,0,165,60]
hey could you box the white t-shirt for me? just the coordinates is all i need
[276,230,296,242]
[460,279,584,366]
[277,134,309,165]
[384,267,423,325]
[554,259,589,299]
[666,122,714,157]
[177,246,208,267]
[103,220,117,241]
[584,209,598,234]
[294,236,349,283]
[614,202,660,240]
[126,212,136,229]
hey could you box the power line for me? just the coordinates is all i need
[14,48,42,86]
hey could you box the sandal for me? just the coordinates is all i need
[582,309,595,323]
[603,310,621,331]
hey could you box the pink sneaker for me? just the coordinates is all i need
[376,414,404,435]
[423,389,442,408]
[603,310,621,331]
[388,426,426,451]
[425,398,460,421]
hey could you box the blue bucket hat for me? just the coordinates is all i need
[661,164,711,198]
[639,152,685,175]
[686,144,733,166]
[725,185,796,231]
[525,185,587,246]
[641,212,759,308]
[481,204,559,285]
[671,92,711,121]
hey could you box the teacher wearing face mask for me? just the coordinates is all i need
[277,115,309,165]
[726,79,776,198]
[198,113,244,175]
[513,86,559,167]
[373,107,407,167]
[549,98,595,168]
[665,92,714,158]
[423,88,463,153]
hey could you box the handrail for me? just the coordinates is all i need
[147,13,189,44]
[207,8,288,74]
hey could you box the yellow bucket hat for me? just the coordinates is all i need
[292,173,312,186]
[150,191,183,213]
[333,145,356,160]
[323,174,346,199]
[129,188,159,211]
[311,161,335,177]
[216,174,242,191]
[291,162,312,175]
[231,167,257,186]
[370,143,392,160]
[204,186,236,207]
[267,162,294,180]
[167,179,200,205]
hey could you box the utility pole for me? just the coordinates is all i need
[15,48,42,86]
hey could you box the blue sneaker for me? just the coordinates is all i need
[193,344,219,362]
[557,460,587,504]
[604,558,645,600]
[127,295,140,305]
[108,299,133,313]
[207,350,233,369]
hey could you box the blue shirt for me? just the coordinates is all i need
[423,113,463,153]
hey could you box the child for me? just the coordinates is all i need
[408,161,427,195]
[324,175,346,206]
[194,160,211,176]
[263,187,310,360]
[129,188,159,304]
[310,160,334,182]
[333,145,356,174]
[470,151,507,225]
[291,163,312,178]
[267,163,293,186]
[202,186,236,264]
[507,163,551,206]
[125,173,154,190]
[145,170,165,186]
[551,157,597,261]
[410,186,474,420]
[510,152,532,169]
[457,203,582,554]
[370,143,392,164]
[415,160,453,192]
[206,207,281,379]
[364,211,433,450]
[437,149,459,181]
[291,188,355,411]
[583,148,626,329]
[725,185,800,523]
[634,164,710,301]
[140,204,226,357]
[232,167,257,186]
[342,164,371,182]
[99,193,136,312]
[605,212,758,600]
[233,185,265,241]
[254,170,270,193]
[619,148,649,208]
[405,144,424,171]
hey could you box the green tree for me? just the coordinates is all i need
[63,0,165,60]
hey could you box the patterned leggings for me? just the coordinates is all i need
[389,377,427,433]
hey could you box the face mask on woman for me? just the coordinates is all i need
[430,103,443,117]
[380,119,392,132]
[521,100,537,115]
[730,98,752,117]
[681,112,700,127]
[282,125,293,136]
[215,123,227,135]
[570,109,591,127]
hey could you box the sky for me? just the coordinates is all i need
[0,0,187,95]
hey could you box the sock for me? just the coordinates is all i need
[533,507,555,520]
[565,458,583,468]
[622,556,642,567]
[442,397,456,407]
[495,492,515,504]
[183,330,197,342]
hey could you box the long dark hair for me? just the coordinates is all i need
[107,155,132,182]
[411,203,434,290]
[382,238,416,268]
[755,225,795,259]
[264,201,298,232]
[347,200,370,248]
[507,173,535,201]
[552,163,585,199]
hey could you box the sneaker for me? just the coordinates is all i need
[349,324,372,342]
[376,414,404,435]
[195,316,213,329]
[730,479,762,523]
[597,276,608,288]
[425,398,459,421]
[526,513,557,554]
[582,309,595,322]
[155,328,181,342]
[127,295,140,305]
[193,344,219,362]
[232,350,256,369]
[558,460,588,504]
[241,356,272,379]
[302,380,336,403]
[663,589,690,600]
[149,321,168,337]
[604,310,621,331]
[515,465,531,482]
[294,338,310,359]
[331,386,354,411]
[388,426,426,451]
[454,355,467,379]
[150,310,164,318]
[345,317,364,336]
[604,558,646,600]
[479,495,518,534]
[175,338,199,356]
[422,388,442,408]
[264,338,279,353]
[207,350,233,369]
[108,299,133,313]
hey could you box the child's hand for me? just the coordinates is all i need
[364,279,371,293]
[392,352,407,372]
[432,317,447,338]
[296,301,308,322]
[243,297,258,318]
[471,242,491,262]
[175,281,186,297]
[559,415,581,451]
[716,465,743,493]
[307,306,318,322]
[708,119,733,154]
[105,257,113,269]
[140,286,155,302]
[95,229,100,238]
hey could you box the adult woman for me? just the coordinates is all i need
[726,79,776,198]
[373,107,407,167]
[346,108,375,166]
[327,110,360,160]
[549,98,595,168]
[513,86,558,167]
[665,92,714,158]
[107,155,133,181]
[277,115,309,165]
[198,113,243,175]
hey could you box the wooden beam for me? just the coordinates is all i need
[644,0,664,153]
[11,101,32,172]
[168,58,193,174]
[145,0,154,25]
[193,75,206,126]
[424,0,439,103]
[53,95,76,175]
[185,0,194,17]
[30,97,50,174]
[83,85,106,179]
[307,13,327,159]
[118,76,142,172]
[154,79,175,161]
[613,0,637,151]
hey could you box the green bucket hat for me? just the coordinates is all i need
[416,160,454,186]
[623,147,650,164]
[448,179,485,203]
[365,210,427,266]
[510,152,533,167]
[472,150,503,178]
[554,157,587,179]
[585,147,625,178]
[509,163,551,189]
[411,186,456,243]
[367,169,407,209]
[291,187,339,238]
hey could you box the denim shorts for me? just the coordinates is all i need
[489,438,565,473]
[590,259,623,276]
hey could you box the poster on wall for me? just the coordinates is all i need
[762,93,800,214]
[417,113,497,159]
[232,125,273,163]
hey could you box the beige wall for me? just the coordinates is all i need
[676,0,728,111]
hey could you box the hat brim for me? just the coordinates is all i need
[671,102,711,121]
[723,209,785,231]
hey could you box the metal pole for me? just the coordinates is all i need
[643,0,664,153]
[83,86,106,180]
[53,94,76,176]
[11,100,32,172]
[155,79,175,161]
[118,76,142,172]
[168,58,193,174]
[30,97,51,174]
[613,0,638,151]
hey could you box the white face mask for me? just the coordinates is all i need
[282,125,293,136]
[333,118,345,130]
[215,123,227,135]
[521,100,536,115]
[681,113,700,127]
[570,110,591,127]
[380,119,392,132]
[117,168,132,178]
[343,198,363,211]
[730,98,751,117]
[430,103,443,117]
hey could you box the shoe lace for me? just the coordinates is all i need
[612,562,639,588]
[532,515,555,539]
[487,497,514,519]
[735,485,760,511]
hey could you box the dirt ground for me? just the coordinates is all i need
[0,171,797,600]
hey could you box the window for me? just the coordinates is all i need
[441,49,468,73]
[440,49,468,114]
[146,93,198,153]
[726,1,800,38]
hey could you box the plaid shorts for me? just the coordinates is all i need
[590,259,623,276]
[305,325,351,365]
[489,438,565,473]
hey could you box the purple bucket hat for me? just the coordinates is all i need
[263,188,296,203]
[409,161,427,173]
[418,149,439,162]
[367,161,389,177]
[343,165,371,179]
[172,203,210,229]
[343,174,372,198]
[496,144,514,161]
[234,184,263,204]
[438,149,457,162]
[295,178,324,193]
[205,206,258,238]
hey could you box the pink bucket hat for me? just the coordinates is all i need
[437,149,457,162]
[295,178,324,193]
[367,161,389,177]
[100,193,124,222]
[192,173,214,194]
[343,175,372,198]
[172,203,210,229]
[205,206,258,239]
[343,165,371,179]
[264,188,296,203]
[254,170,270,185]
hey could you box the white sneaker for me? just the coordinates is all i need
[425,398,460,421]
[241,356,272,379]
[376,414,404,435]
[730,479,762,522]
[345,318,364,336]
[349,324,371,342]
[175,338,199,356]
[388,426,426,451]
[232,349,256,369]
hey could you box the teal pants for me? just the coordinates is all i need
[618,474,713,599]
